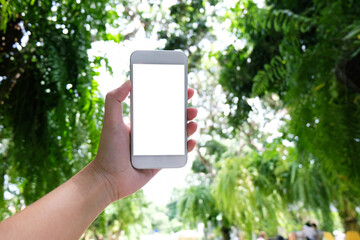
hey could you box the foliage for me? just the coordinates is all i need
[84,190,148,239]
[222,0,360,181]
[0,0,112,212]
[178,185,218,228]
[157,0,217,70]
[213,155,284,235]
[213,0,360,232]
[2,0,360,237]
[0,0,154,236]
[143,204,182,233]
[163,0,360,235]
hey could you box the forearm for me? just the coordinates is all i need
[0,162,112,240]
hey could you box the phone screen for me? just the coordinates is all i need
[132,63,185,156]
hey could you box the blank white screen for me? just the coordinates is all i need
[133,64,185,155]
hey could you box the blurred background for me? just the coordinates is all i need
[1,0,360,239]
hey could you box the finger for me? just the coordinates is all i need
[187,121,197,137]
[104,80,131,123]
[106,80,131,103]
[187,107,198,121]
[187,139,196,152]
[188,88,195,100]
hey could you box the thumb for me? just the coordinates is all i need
[104,80,131,124]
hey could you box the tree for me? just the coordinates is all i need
[0,0,158,236]
[3,0,359,236]
[217,0,360,231]
[0,0,110,216]
[161,0,360,235]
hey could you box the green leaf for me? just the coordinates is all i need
[343,26,360,40]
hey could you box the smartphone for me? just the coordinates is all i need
[130,50,188,169]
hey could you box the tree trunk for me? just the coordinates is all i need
[221,226,231,240]
[93,229,99,240]
[338,199,360,232]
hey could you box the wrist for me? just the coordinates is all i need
[71,163,114,208]
[88,159,119,203]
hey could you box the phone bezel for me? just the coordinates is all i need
[130,50,188,169]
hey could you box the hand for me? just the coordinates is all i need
[91,80,197,202]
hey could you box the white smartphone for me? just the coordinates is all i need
[130,50,188,169]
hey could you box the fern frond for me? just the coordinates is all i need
[252,55,286,95]
[266,10,314,34]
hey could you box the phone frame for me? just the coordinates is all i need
[130,50,188,169]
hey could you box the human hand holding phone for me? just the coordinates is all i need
[91,80,197,202]
[0,80,197,240]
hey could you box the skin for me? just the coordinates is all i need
[0,80,198,240]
